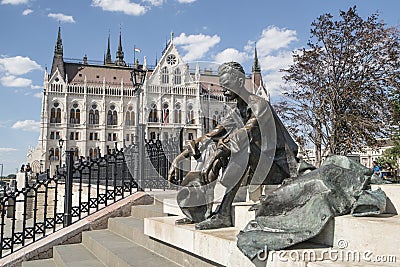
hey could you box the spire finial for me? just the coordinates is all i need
[105,31,112,65]
[115,27,126,66]
[252,42,261,72]
[170,31,174,43]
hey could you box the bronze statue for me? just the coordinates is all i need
[168,62,298,230]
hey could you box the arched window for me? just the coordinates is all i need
[125,106,135,126]
[107,105,118,126]
[54,148,60,161]
[89,148,99,159]
[50,102,61,123]
[187,104,195,125]
[89,104,99,125]
[148,103,158,122]
[212,111,219,128]
[161,67,169,84]
[49,148,54,161]
[70,103,80,124]
[174,103,182,123]
[162,103,170,124]
[174,68,181,85]
[73,147,79,161]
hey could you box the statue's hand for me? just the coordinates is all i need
[168,149,191,182]
[200,149,225,184]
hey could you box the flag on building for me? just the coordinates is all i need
[134,47,141,53]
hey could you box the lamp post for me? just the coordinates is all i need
[58,138,64,168]
[131,62,147,190]
[131,63,147,141]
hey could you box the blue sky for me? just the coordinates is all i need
[0,0,399,175]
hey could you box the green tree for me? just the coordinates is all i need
[277,6,400,166]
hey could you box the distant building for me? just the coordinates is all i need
[299,139,394,168]
[27,27,269,174]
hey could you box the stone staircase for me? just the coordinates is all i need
[22,184,400,267]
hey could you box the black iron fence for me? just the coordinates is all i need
[0,136,182,258]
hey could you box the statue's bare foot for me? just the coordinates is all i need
[195,214,232,230]
[175,217,194,225]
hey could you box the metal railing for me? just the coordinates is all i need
[0,134,182,258]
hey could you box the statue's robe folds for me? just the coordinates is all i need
[237,156,387,260]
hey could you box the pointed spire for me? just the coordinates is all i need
[54,25,63,55]
[51,26,65,79]
[105,32,113,65]
[115,29,126,66]
[252,44,261,73]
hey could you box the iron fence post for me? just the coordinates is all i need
[138,123,145,191]
[64,150,74,227]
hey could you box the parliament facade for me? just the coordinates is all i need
[27,28,269,174]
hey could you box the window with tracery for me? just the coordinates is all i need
[161,67,169,84]
[89,104,99,125]
[174,68,181,85]
[107,105,118,126]
[174,103,182,123]
[187,104,195,125]
[162,103,170,124]
[69,103,80,124]
[148,103,158,122]
[50,102,61,123]
[125,106,135,126]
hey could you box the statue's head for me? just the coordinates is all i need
[218,62,246,100]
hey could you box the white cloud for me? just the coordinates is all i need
[30,85,42,89]
[12,120,40,132]
[214,48,248,64]
[48,13,76,23]
[1,0,29,5]
[143,0,164,6]
[259,50,294,72]
[0,56,41,76]
[177,0,196,3]
[0,148,17,152]
[174,33,220,61]
[22,9,33,15]
[252,26,298,96]
[33,92,42,98]
[256,26,297,56]
[92,0,148,16]
[0,75,32,87]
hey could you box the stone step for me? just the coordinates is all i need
[163,197,256,230]
[53,243,105,267]
[22,259,57,267]
[108,216,148,247]
[332,214,400,256]
[144,216,251,266]
[371,184,400,214]
[311,214,400,258]
[143,216,334,267]
[108,215,218,266]
[131,204,166,219]
[82,229,180,267]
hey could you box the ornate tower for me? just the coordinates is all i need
[50,26,65,79]
[251,46,262,89]
[115,31,126,66]
[104,33,113,65]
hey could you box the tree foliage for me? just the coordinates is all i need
[276,6,400,166]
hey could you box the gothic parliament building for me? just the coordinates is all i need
[27,27,269,174]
